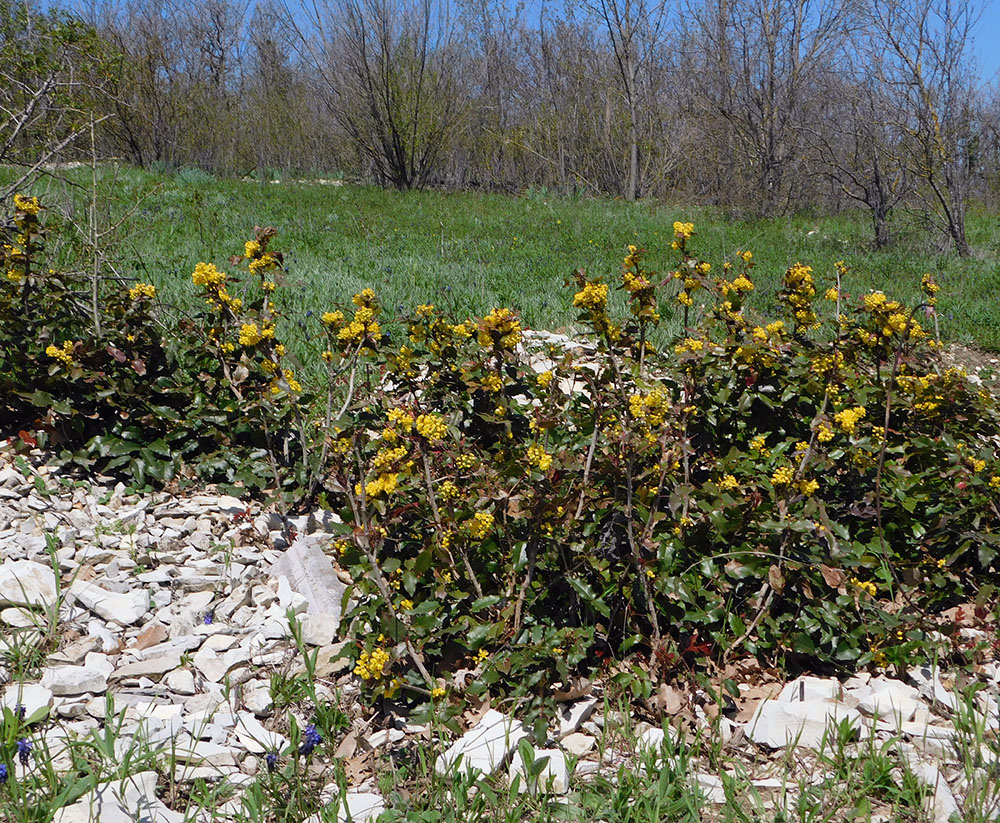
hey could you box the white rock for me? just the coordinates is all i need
[110,654,182,681]
[234,712,288,754]
[301,612,340,646]
[52,770,183,823]
[41,665,108,696]
[69,580,148,625]
[83,652,115,678]
[244,685,273,717]
[0,559,57,609]
[693,773,727,804]
[746,699,862,750]
[268,537,349,633]
[367,728,404,748]
[2,682,53,721]
[778,676,842,704]
[857,680,923,722]
[172,737,240,768]
[908,666,958,712]
[316,792,385,823]
[436,709,528,777]
[509,747,570,794]
[88,619,120,652]
[561,732,596,757]
[907,758,960,823]
[165,669,197,695]
[557,696,598,739]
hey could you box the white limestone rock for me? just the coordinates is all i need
[41,665,108,697]
[69,579,149,625]
[436,710,528,777]
[746,699,862,750]
[509,746,570,794]
[0,559,57,609]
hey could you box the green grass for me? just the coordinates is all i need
[16,163,1000,353]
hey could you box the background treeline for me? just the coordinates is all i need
[3,0,999,253]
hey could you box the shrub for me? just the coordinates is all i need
[3,198,998,714]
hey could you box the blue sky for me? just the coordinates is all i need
[974,1,1000,84]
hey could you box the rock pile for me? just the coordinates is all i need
[1,448,999,822]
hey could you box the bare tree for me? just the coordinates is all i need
[864,0,981,256]
[687,0,852,214]
[290,0,466,189]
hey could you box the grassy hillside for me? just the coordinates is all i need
[19,164,1000,353]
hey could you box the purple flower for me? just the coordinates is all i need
[298,724,322,756]
[16,739,30,766]
[203,612,214,625]
[15,704,25,721]
[0,762,8,783]
[265,751,279,772]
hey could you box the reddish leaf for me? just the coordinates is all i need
[131,358,147,376]
[820,564,845,588]
[18,430,36,447]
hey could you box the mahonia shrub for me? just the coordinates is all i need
[4,198,999,713]
[327,224,1000,712]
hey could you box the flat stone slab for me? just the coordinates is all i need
[0,559,57,609]
[69,580,149,625]
[436,710,527,777]
[747,699,862,750]
[52,770,183,823]
[268,537,348,634]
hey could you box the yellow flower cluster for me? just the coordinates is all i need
[920,272,940,306]
[322,310,343,326]
[730,275,754,293]
[373,445,408,472]
[850,577,877,597]
[781,262,817,328]
[359,473,398,498]
[629,387,668,427]
[816,421,834,442]
[282,368,301,393]
[438,480,459,501]
[749,435,768,455]
[573,282,608,311]
[834,406,866,435]
[799,478,819,496]
[455,453,476,471]
[990,476,1000,491]
[482,373,503,393]
[772,466,795,486]
[969,457,986,473]
[478,307,522,350]
[416,413,447,442]
[46,340,75,366]
[468,511,494,540]
[824,288,839,302]
[719,474,739,492]
[526,443,552,471]
[537,370,553,389]
[354,646,390,680]
[673,221,694,241]
[674,337,704,356]
[13,193,40,215]
[192,262,225,288]
[239,323,262,346]
[129,283,156,300]
[431,686,447,698]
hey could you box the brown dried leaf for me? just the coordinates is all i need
[820,564,845,589]
[767,564,785,594]
[553,677,593,702]
[650,682,685,716]
[334,731,357,760]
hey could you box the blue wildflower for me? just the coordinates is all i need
[203,612,214,625]
[16,739,31,767]
[299,724,322,756]
[265,751,279,772]
[0,762,8,783]
[15,704,25,721]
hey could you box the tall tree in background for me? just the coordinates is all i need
[688,0,851,215]
[292,0,466,189]
[865,0,981,256]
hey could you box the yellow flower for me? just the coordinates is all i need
[431,686,447,698]
[817,422,834,443]
[824,288,839,301]
[537,370,553,388]
[468,511,494,540]
[399,598,414,611]
[474,648,489,664]
[322,310,343,326]
[672,221,694,240]
[749,435,768,454]
[415,413,447,442]
[771,466,794,486]
[526,443,552,471]
[799,478,819,496]
[45,340,75,366]
[719,474,739,492]
[13,193,40,215]
[129,283,156,300]
[239,323,262,346]
[834,406,866,435]
[438,480,459,502]
[573,282,608,311]
[192,262,225,288]
[244,240,261,259]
